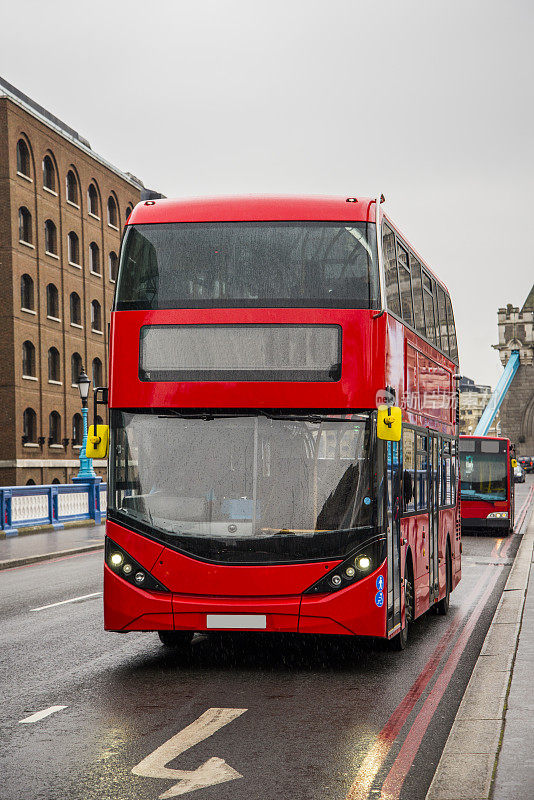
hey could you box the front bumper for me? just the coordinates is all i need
[461,517,511,531]
[103,561,387,638]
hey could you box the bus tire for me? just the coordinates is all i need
[436,544,451,616]
[158,630,194,648]
[390,560,414,651]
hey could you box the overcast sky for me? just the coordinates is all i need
[1,0,532,387]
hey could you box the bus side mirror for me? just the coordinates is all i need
[86,424,109,459]
[511,458,517,468]
[377,405,402,441]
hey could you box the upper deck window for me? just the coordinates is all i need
[115,221,379,310]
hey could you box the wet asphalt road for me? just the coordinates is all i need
[1,477,532,800]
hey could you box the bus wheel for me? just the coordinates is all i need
[158,630,194,648]
[436,545,451,616]
[390,564,414,651]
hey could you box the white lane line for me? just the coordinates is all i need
[19,705,67,724]
[30,592,102,612]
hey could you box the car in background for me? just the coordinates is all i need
[518,456,534,473]
[514,464,526,483]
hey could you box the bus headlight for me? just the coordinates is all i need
[105,538,169,592]
[304,537,386,594]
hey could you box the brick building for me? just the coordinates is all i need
[493,285,534,456]
[458,376,500,436]
[0,77,148,485]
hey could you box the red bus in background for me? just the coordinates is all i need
[460,436,515,533]
[101,195,461,651]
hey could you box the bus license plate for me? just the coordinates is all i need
[206,614,267,629]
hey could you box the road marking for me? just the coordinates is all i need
[132,707,247,798]
[30,592,102,611]
[380,563,504,798]
[345,521,520,800]
[19,705,67,724]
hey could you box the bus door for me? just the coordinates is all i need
[387,440,402,633]
[428,434,440,604]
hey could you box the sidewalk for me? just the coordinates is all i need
[0,523,105,569]
[427,503,534,799]
[492,527,534,798]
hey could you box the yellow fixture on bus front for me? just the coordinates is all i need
[377,405,402,442]
[511,458,517,468]
[86,425,109,459]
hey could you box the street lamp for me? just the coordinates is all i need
[76,366,96,480]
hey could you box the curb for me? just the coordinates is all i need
[0,542,105,571]
[426,502,534,800]
[0,517,104,539]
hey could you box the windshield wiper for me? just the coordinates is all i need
[157,410,235,421]
[157,410,358,423]
[256,410,354,423]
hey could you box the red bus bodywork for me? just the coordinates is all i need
[104,196,461,642]
[460,436,515,534]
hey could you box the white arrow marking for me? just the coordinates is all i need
[19,705,67,723]
[132,707,247,798]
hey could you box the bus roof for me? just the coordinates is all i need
[460,435,511,442]
[127,194,451,297]
[128,195,378,225]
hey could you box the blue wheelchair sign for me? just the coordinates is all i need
[375,591,384,608]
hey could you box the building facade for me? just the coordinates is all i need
[458,376,500,435]
[494,287,534,456]
[0,78,146,485]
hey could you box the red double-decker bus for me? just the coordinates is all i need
[96,195,461,651]
[459,436,515,533]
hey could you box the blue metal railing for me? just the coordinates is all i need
[0,480,107,536]
[474,350,520,436]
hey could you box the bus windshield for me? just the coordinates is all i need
[108,412,377,564]
[459,450,508,502]
[115,221,379,310]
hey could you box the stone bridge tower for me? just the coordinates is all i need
[493,285,534,455]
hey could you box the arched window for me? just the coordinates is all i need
[46,283,59,319]
[42,155,56,192]
[89,242,100,274]
[92,357,103,387]
[71,352,82,385]
[68,231,80,265]
[22,340,36,377]
[48,347,60,382]
[26,479,36,486]
[91,300,102,331]
[19,207,32,244]
[17,139,30,177]
[44,219,57,255]
[52,478,61,484]
[70,292,82,326]
[126,205,133,221]
[107,195,118,228]
[72,413,83,445]
[88,183,99,216]
[49,411,61,444]
[109,251,118,282]
[21,274,34,310]
[96,414,104,427]
[66,170,78,205]
[23,407,37,443]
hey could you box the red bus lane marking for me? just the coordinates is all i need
[378,562,506,800]
[345,506,526,800]
[344,566,492,800]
